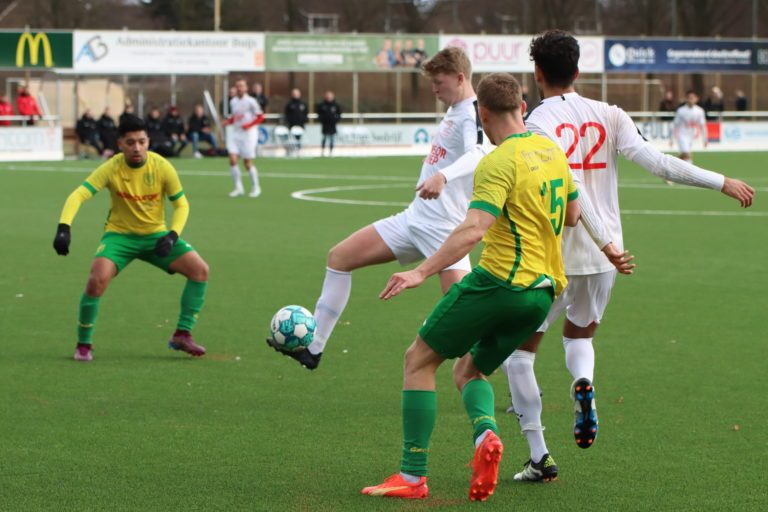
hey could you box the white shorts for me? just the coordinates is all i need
[227,128,259,159]
[373,211,471,272]
[538,270,616,332]
[676,135,693,154]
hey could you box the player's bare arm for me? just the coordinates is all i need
[380,209,495,300]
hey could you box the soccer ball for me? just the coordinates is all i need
[269,305,316,352]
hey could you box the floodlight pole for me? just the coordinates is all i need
[214,0,222,132]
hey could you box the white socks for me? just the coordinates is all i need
[563,337,594,382]
[248,166,260,190]
[504,350,548,463]
[230,165,243,190]
[307,267,352,355]
[474,428,494,448]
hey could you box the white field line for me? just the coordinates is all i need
[2,164,767,191]
[291,184,768,217]
[2,164,766,215]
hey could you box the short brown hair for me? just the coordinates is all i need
[477,73,523,113]
[422,46,472,79]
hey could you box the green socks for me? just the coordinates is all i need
[400,390,437,477]
[78,293,101,344]
[177,280,207,331]
[461,379,499,442]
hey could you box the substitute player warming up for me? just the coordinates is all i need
[362,73,579,501]
[53,115,210,361]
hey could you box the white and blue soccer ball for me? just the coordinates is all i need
[269,305,316,352]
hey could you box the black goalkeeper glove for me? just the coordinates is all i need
[155,231,179,257]
[53,223,71,256]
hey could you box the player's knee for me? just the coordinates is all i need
[190,260,209,282]
[403,343,428,378]
[452,357,482,391]
[327,244,352,272]
[85,275,110,296]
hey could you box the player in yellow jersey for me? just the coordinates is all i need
[361,73,580,502]
[53,115,210,362]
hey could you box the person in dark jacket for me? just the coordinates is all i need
[703,86,724,121]
[735,89,748,119]
[250,83,269,112]
[162,106,188,156]
[75,109,103,157]
[187,104,218,158]
[316,90,342,156]
[658,89,678,121]
[284,88,308,128]
[284,88,308,155]
[146,107,174,157]
[119,103,136,126]
[97,107,119,156]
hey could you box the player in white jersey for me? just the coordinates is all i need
[267,47,483,370]
[223,78,264,198]
[500,30,755,483]
[673,91,708,162]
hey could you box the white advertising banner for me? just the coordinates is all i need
[637,120,768,151]
[0,126,63,161]
[230,123,436,157]
[439,35,604,73]
[72,31,265,75]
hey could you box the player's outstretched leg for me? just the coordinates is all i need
[265,338,322,369]
[572,377,598,448]
[272,224,393,369]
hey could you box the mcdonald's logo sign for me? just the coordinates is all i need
[16,32,53,67]
[0,31,72,69]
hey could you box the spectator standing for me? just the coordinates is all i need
[250,83,269,112]
[735,89,748,117]
[16,85,41,125]
[187,104,218,158]
[162,106,188,156]
[146,107,174,157]
[0,95,13,126]
[284,88,308,155]
[703,86,724,120]
[658,89,677,121]
[98,107,119,156]
[76,109,103,157]
[316,90,342,157]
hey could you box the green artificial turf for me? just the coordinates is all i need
[0,154,766,511]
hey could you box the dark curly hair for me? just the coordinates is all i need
[529,30,579,88]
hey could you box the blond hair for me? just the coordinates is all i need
[422,46,472,79]
[477,73,523,113]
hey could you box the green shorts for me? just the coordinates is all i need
[418,269,554,376]
[94,231,195,274]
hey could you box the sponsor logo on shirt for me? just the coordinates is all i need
[116,191,160,201]
[424,144,446,165]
